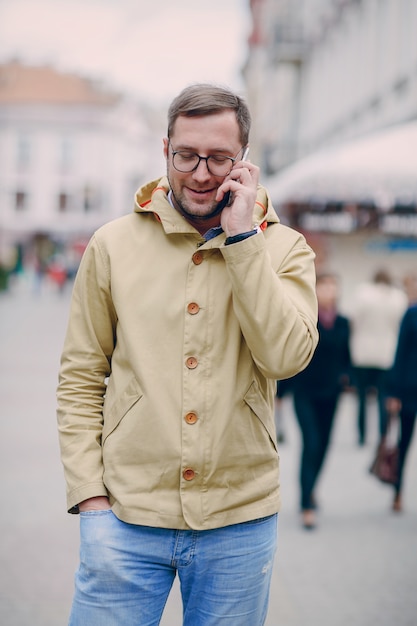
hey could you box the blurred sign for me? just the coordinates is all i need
[283,201,417,236]
[268,121,417,235]
[298,211,355,233]
[380,213,417,236]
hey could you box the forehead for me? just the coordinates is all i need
[170,111,241,151]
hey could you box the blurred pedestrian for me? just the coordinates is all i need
[274,379,293,443]
[57,83,318,625]
[349,269,407,445]
[385,273,417,513]
[291,272,351,529]
[31,233,55,295]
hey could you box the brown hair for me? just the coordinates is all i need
[167,83,251,145]
[373,269,392,285]
[316,271,339,285]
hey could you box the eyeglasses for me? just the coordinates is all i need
[169,142,245,177]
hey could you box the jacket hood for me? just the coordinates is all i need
[133,176,280,234]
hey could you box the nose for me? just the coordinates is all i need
[192,158,212,182]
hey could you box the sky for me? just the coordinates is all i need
[0,0,251,104]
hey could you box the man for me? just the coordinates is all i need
[57,83,318,626]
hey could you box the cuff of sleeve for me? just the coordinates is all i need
[225,228,259,245]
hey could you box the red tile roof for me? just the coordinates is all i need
[0,61,120,105]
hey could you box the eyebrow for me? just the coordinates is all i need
[172,143,233,155]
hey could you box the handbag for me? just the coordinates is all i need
[369,414,399,485]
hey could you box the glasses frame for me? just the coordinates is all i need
[169,142,246,177]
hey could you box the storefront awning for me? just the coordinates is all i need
[266,120,417,208]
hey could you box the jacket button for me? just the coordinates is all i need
[183,468,195,481]
[185,412,198,424]
[186,357,198,369]
[187,302,200,315]
[192,252,203,265]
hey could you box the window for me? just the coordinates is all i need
[82,185,101,212]
[15,190,27,211]
[58,192,71,213]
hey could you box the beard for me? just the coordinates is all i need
[167,174,225,222]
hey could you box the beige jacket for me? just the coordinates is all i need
[57,177,318,530]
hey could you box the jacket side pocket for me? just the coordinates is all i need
[102,376,143,444]
[244,379,278,452]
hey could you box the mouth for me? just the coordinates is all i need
[186,187,216,201]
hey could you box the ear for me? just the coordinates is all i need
[163,138,169,159]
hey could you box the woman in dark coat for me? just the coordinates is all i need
[386,273,417,512]
[291,272,351,529]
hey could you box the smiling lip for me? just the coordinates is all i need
[187,187,216,199]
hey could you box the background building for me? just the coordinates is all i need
[245,0,417,171]
[0,61,165,281]
[244,0,417,306]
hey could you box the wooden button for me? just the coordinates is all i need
[192,252,203,265]
[186,357,198,369]
[185,412,198,424]
[183,468,195,480]
[187,302,200,315]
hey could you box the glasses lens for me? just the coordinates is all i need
[207,156,234,176]
[173,152,200,172]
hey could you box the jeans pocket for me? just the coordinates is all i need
[244,513,277,526]
[80,509,113,517]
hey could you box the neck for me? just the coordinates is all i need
[319,306,337,329]
[183,213,221,236]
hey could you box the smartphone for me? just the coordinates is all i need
[241,146,250,162]
[217,147,250,210]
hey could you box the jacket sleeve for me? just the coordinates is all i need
[57,235,117,512]
[221,226,318,380]
[387,309,411,399]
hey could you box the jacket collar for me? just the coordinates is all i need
[134,176,280,240]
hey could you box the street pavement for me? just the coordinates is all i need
[1,278,416,626]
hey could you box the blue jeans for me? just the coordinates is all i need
[69,510,278,626]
